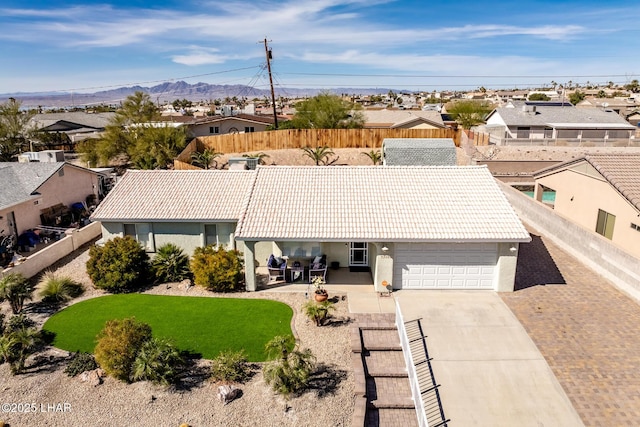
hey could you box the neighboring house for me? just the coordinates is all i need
[532,154,640,258]
[626,109,640,128]
[361,110,446,129]
[187,114,278,137]
[92,166,530,293]
[382,138,456,166]
[30,112,115,150]
[91,170,256,253]
[0,162,100,238]
[484,101,636,143]
[576,97,638,118]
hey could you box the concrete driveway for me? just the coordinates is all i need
[349,290,584,426]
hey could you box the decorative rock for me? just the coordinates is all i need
[217,385,240,405]
[178,279,192,291]
[80,368,104,386]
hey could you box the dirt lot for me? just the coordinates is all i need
[214,145,640,169]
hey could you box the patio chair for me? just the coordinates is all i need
[308,255,327,283]
[267,254,287,282]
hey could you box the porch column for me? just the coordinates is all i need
[494,242,519,292]
[244,240,257,291]
[373,243,394,292]
[533,183,543,202]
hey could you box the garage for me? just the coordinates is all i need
[393,243,498,289]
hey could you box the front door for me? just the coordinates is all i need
[349,242,368,267]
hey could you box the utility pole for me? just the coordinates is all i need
[263,38,279,129]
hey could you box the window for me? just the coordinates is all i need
[244,127,255,133]
[631,223,640,232]
[209,126,219,134]
[123,223,155,252]
[204,224,218,247]
[595,209,616,239]
[516,127,530,138]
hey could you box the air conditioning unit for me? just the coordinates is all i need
[38,150,65,162]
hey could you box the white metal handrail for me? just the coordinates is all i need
[396,299,429,427]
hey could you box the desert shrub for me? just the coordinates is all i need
[302,300,336,326]
[5,314,36,334]
[38,271,84,304]
[210,349,251,384]
[190,245,243,292]
[263,335,315,397]
[64,351,98,377]
[131,337,184,385]
[0,273,34,314]
[86,236,150,293]
[0,316,41,375]
[151,243,191,283]
[94,317,152,382]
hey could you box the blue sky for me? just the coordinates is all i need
[1,0,639,95]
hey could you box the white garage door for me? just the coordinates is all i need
[393,243,497,290]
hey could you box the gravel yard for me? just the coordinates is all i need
[0,247,355,427]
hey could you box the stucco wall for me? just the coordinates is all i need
[190,119,269,137]
[500,181,640,300]
[535,169,640,258]
[3,222,101,278]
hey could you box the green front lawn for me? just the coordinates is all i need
[43,294,293,361]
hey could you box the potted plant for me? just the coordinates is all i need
[312,277,328,302]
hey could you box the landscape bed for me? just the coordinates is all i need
[42,294,293,361]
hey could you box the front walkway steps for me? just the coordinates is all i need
[351,314,418,427]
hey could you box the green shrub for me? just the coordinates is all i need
[210,349,251,384]
[94,317,152,382]
[302,300,336,326]
[131,337,184,385]
[190,245,243,292]
[151,243,190,283]
[0,317,41,375]
[86,236,150,293]
[64,351,98,377]
[38,271,84,304]
[262,335,315,397]
[0,273,34,314]
[5,314,36,334]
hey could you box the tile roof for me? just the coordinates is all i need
[91,170,255,222]
[489,102,635,128]
[235,166,530,242]
[535,154,640,212]
[0,162,65,210]
[382,138,456,166]
[361,110,445,128]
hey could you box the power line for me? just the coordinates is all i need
[281,72,639,79]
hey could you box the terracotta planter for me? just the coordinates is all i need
[315,293,328,302]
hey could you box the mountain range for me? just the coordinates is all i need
[0,81,397,109]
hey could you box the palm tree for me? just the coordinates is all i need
[263,335,315,397]
[131,338,184,385]
[191,148,221,170]
[151,243,190,283]
[361,149,382,165]
[302,300,335,326]
[2,326,41,374]
[300,146,334,166]
[0,273,34,314]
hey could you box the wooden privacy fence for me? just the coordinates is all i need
[175,128,460,169]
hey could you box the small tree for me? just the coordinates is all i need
[86,236,150,293]
[262,335,315,398]
[361,149,381,165]
[0,273,34,314]
[301,146,335,166]
[94,317,152,382]
[569,90,586,105]
[446,100,494,129]
[0,314,41,375]
[191,148,221,170]
[131,337,184,385]
[302,300,336,326]
[190,245,244,292]
[151,243,190,283]
[528,93,551,101]
[289,92,364,129]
